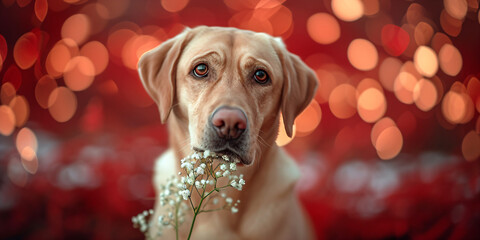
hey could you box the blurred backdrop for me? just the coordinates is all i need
[1,0,480,239]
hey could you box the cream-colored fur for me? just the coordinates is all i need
[138,26,318,239]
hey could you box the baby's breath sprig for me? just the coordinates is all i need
[132,150,245,240]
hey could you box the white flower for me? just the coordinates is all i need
[196,166,204,175]
[223,170,230,177]
[187,177,194,185]
[222,155,230,161]
[204,150,211,158]
[179,189,190,200]
[239,179,245,185]
[226,197,233,204]
[195,181,203,189]
[220,164,227,171]
[230,163,236,171]
[200,163,206,169]
[181,162,193,170]
[215,171,222,177]
[231,207,238,213]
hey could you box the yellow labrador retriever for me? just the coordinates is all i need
[138,26,318,239]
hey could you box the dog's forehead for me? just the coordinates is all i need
[184,29,277,61]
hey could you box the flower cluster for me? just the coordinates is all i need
[133,150,246,239]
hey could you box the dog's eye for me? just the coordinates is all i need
[254,70,269,84]
[193,64,208,78]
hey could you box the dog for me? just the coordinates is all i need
[138,26,318,239]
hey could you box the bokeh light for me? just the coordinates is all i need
[374,125,403,160]
[413,46,438,77]
[307,13,340,45]
[64,56,95,91]
[331,0,364,22]
[45,39,79,78]
[80,41,109,75]
[394,62,420,104]
[61,14,91,45]
[381,24,410,56]
[13,32,39,70]
[379,57,402,92]
[413,78,438,112]
[48,87,77,122]
[444,0,468,20]
[461,130,480,161]
[1,82,16,104]
[0,105,15,136]
[357,87,386,123]
[413,22,434,46]
[438,43,462,77]
[34,0,47,22]
[15,127,38,155]
[329,84,357,119]
[35,75,58,109]
[347,38,378,71]
[9,95,29,127]
[161,0,189,13]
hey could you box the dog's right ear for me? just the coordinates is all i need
[138,28,191,123]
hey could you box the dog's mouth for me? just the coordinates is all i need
[192,146,250,165]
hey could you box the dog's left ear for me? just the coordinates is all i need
[138,28,191,123]
[272,38,318,138]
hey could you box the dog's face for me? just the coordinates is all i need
[138,26,317,165]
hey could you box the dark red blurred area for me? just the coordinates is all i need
[1,0,480,239]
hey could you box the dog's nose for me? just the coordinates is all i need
[211,107,247,139]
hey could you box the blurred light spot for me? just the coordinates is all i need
[14,32,39,70]
[439,44,462,77]
[307,13,340,44]
[334,161,370,193]
[400,24,417,57]
[107,28,137,62]
[444,0,468,20]
[414,22,434,46]
[35,75,57,109]
[431,76,444,105]
[79,3,107,36]
[365,12,393,46]
[413,78,438,111]
[45,39,79,78]
[98,0,129,19]
[329,84,357,119]
[295,99,322,136]
[229,10,273,35]
[371,117,395,147]
[431,32,452,53]
[61,14,91,45]
[405,3,426,25]
[331,0,364,22]
[122,35,160,70]
[20,147,38,174]
[413,46,438,77]
[48,87,77,122]
[315,69,336,103]
[357,88,387,123]
[379,57,402,92]
[347,38,378,71]
[64,56,95,91]
[276,114,296,146]
[1,82,16,105]
[375,126,403,160]
[462,130,480,161]
[161,0,189,12]
[369,165,399,198]
[381,24,410,56]
[269,5,293,36]
[7,157,28,187]
[9,96,29,127]
[440,10,462,37]
[0,34,7,66]
[466,76,480,113]
[34,0,48,22]
[442,90,468,124]
[16,0,31,7]
[80,41,109,75]
[3,65,22,91]
[394,62,420,104]
[362,0,379,16]
[97,79,118,95]
[356,77,383,95]
[0,105,15,136]
[16,127,38,154]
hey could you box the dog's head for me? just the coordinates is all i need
[138,26,317,165]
